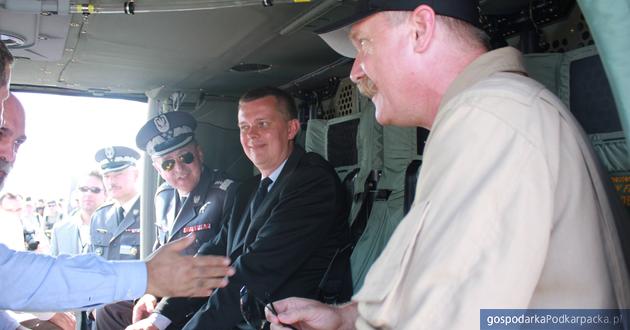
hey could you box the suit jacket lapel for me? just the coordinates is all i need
[229,177,258,256]
[168,167,212,241]
[242,146,305,249]
[110,199,140,243]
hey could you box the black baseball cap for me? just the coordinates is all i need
[316,0,480,34]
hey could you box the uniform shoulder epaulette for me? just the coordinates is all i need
[94,200,115,213]
[216,178,234,191]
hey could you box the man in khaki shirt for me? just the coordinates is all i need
[267,0,629,329]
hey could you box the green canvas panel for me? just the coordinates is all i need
[523,52,563,96]
[348,98,384,225]
[304,93,417,291]
[591,132,630,174]
[380,125,418,190]
[351,199,406,290]
[304,119,330,160]
[349,95,418,290]
[356,96,384,175]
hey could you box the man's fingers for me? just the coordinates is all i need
[266,298,308,325]
[275,308,303,325]
[146,236,234,297]
[265,307,280,324]
[268,297,294,314]
[186,277,229,297]
[183,255,234,279]
[192,254,232,267]
[132,302,151,323]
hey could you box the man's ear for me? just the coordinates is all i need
[287,119,300,140]
[409,4,436,53]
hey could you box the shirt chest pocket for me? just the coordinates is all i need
[91,230,113,246]
[121,231,141,246]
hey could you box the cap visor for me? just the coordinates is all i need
[318,26,356,58]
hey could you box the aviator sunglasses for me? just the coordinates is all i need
[78,186,102,194]
[160,151,195,172]
[240,286,297,330]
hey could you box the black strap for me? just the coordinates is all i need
[317,168,393,305]
[350,169,391,248]
[404,159,422,215]
[341,168,361,210]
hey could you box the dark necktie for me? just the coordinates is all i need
[251,177,273,214]
[116,206,125,226]
[177,196,187,215]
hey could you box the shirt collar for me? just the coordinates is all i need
[262,158,288,192]
[117,195,139,214]
[439,47,526,110]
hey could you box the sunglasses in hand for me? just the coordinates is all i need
[240,286,297,330]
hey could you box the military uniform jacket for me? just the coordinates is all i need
[157,145,351,329]
[154,166,237,256]
[89,198,141,260]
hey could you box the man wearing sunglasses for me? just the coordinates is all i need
[104,111,238,330]
[50,170,107,256]
[127,87,352,330]
[138,111,236,256]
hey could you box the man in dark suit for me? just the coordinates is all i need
[128,87,351,330]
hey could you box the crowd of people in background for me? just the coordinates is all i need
[0,192,90,254]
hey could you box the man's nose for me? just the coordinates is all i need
[172,159,187,173]
[247,125,260,137]
[349,58,366,84]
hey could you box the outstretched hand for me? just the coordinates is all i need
[145,233,234,298]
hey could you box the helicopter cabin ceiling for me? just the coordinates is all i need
[1,0,577,101]
[1,0,350,100]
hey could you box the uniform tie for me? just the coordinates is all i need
[116,206,125,226]
[251,177,273,214]
[175,195,188,219]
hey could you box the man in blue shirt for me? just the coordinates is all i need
[0,42,235,328]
